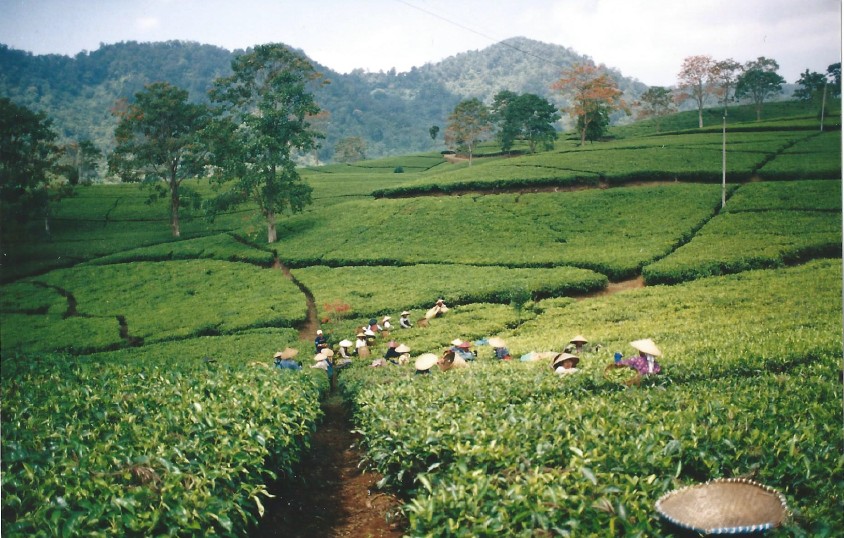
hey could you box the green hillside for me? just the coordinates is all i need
[1,103,842,536]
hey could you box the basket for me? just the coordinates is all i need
[603,363,641,386]
[655,478,788,535]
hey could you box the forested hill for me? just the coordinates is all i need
[0,37,647,162]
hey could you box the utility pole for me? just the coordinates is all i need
[820,82,827,132]
[721,110,727,208]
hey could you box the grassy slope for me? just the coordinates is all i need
[1,100,841,536]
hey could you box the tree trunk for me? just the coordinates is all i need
[267,210,277,243]
[698,106,704,128]
[170,174,181,238]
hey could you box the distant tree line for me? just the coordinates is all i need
[2,44,839,246]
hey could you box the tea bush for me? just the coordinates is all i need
[0,260,308,353]
[1,353,326,536]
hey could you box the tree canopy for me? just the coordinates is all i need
[491,91,560,153]
[109,82,209,237]
[676,55,718,128]
[207,43,325,243]
[735,57,785,121]
[0,97,59,234]
[551,63,626,145]
[635,87,675,133]
[444,98,493,165]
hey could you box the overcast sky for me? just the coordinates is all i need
[0,0,840,87]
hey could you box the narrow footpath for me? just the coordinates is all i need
[256,260,405,537]
[255,394,405,537]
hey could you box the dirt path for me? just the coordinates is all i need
[262,258,406,537]
[254,394,405,538]
[273,256,320,340]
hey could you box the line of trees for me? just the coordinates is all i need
[108,44,325,242]
[3,48,840,245]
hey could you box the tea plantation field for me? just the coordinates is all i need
[1,102,841,536]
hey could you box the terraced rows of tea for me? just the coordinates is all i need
[1,106,841,536]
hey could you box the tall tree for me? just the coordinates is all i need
[444,98,493,165]
[207,44,325,243]
[794,69,828,103]
[0,97,60,235]
[551,63,626,145]
[713,58,742,112]
[735,57,785,121]
[676,55,718,128]
[635,86,675,133]
[109,82,209,237]
[491,91,560,153]
[826,62,841,97]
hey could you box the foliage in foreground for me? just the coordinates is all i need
[338,260,843,536]
[1,353,326,537]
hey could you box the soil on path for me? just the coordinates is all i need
[254,394,405,538]
[273,256,320,340]
[576,276,645,300]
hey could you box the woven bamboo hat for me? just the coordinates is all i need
[451,338,463,346]
[415,353,439,371]
[655,478,788,535]
[401,311,411,316]
[552,353,580,368]
[487,337,506,348]
[273,351,284,359]
[321,348,334,358]
[339,339,353,347]
[395,344,411,353]
[630,338,662,357]
[277,347,298,359]
[570,335,588,344]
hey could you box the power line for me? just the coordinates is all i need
[392,0,573,71]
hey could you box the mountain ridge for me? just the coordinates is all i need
[0,37,647,163]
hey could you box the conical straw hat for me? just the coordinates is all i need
[552,353,580,368]
[630,338,662,356]
[415,353,439,371]
[570,334,588,344]
[487,337,506,348]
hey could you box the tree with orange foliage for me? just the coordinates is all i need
[551,63,626,145]
[677,55,719,128]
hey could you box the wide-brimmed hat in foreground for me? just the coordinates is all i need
[630,338,662,357]
[415,353,439,371]
[655,478,788,535]
[552,352,580,368]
